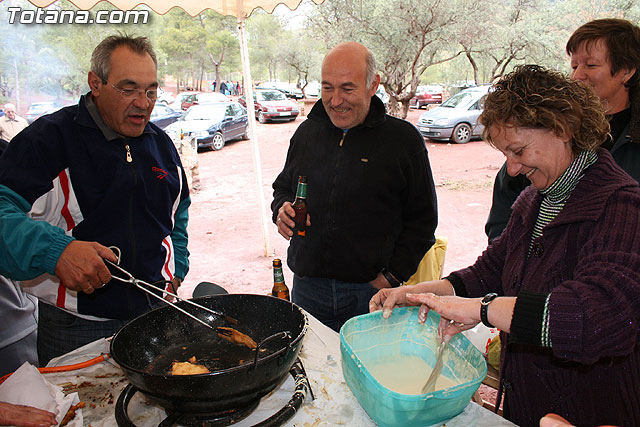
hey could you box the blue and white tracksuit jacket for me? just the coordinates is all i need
[0,95,190,321]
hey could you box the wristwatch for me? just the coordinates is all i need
[480,293,498,328]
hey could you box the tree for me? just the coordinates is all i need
[246,11,287,82]
[280,30,323,94]
[457,0,562,84]
[306,0,467,118]
[157,8,238,92]
[0,0,159,109]
[198,11,240,91]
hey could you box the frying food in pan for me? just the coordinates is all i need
[217,327,257,349]
[171,356,210,375]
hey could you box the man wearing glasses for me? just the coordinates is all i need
[0,35,190,365]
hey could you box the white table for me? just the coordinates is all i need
[44,313,515,426]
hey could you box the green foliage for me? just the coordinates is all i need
[156,8,239,91]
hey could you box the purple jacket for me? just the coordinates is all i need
[452,150,640,426]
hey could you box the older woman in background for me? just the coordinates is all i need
[370,65,640,427]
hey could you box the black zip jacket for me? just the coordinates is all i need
[271,96,437,283]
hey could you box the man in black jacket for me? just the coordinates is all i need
[272,42,437,331]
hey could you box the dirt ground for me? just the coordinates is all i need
[179,103,505,298]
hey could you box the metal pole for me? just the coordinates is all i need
[237,14,271,257]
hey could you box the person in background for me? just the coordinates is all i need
[0,401,56,427]
[272,42,437,332]
[0,103,28,151]
[371,65,640,426]
[485,18,640,242]
[0,34,190,366]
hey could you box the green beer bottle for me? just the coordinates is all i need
[292,175,308,237]
[271,258,290,301]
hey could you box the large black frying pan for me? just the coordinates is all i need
[110,294,307,413]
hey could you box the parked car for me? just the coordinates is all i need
[238,89,299,124]
[157,87,175,105]
[164,102,248,151]
[181,92,229,111]
[303,81,321,98]
[26,101,64,124]
[375,86,389,106]
[416,85,490,144]
[168,91,200,111]
[256,82,304,99]
[150,102,182,129]
[410,85,443,108]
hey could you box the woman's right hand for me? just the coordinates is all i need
[0,402,57,427]
[369,279,456,319]
[369,286,414,318]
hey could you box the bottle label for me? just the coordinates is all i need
[273,268,284,283]
[295,182,307,199]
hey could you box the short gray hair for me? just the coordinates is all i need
[4,103,16,111]
[365,48,377,88]
[90,34,157,83]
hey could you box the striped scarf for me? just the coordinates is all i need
[532,149,598,348]
[529,149,598,256]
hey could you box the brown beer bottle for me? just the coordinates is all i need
[292,175,308,237]
[271,258,290,301]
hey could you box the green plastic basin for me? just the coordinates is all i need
[340,307,487,427]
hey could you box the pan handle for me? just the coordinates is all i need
[251,331,291,370]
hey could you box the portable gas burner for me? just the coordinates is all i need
[115,358,313,427]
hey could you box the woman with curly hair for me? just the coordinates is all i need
[485,18,640,243]
[370,65,640,426]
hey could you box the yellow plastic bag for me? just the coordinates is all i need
[404,236,448,285]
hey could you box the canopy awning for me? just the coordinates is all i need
[28,0,322,17]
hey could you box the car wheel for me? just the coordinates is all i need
[212,132,225,151]
[258,111,266,124]
[241,128,249,140]
[452,123,472,144]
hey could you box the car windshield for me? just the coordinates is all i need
[257,91,286,101]
[184,105,225,121]
[441,91,479,108]
[29,102,57,112]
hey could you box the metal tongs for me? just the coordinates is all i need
[104,247,238,330]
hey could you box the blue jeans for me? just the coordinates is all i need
[292,275,378,332]
[37,303,127,367]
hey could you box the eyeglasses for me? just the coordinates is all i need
[110,84,158,101]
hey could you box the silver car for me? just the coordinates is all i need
[416,85,490,144]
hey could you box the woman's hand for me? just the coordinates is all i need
[407,292,516,339]
[406,293,481,339]
[369,280,456,319]
[0,402,57,427]
[369,286,413,318]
